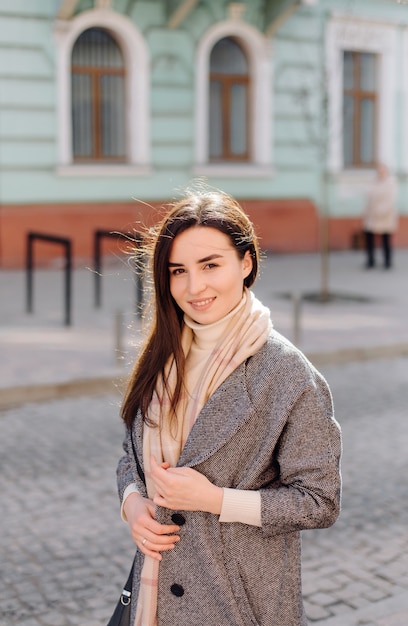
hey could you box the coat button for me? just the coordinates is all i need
[171,513,186,526]
[170,583,184,597]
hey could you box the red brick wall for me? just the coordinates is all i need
[1,199,407,268]
[0,201,161,268]
[241,199,319,252]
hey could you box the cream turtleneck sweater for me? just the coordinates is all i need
[122,299,262,527]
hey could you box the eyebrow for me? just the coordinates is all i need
[168,253,223,267]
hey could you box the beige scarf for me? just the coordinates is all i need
[134,289,272,626]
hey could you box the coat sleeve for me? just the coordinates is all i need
[116,426,147,503]
[260,372,342,537]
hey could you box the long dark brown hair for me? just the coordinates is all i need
[120,190,260,429]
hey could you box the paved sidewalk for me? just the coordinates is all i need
[1,248,408,406]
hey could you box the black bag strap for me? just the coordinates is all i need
[108,422,144,624]
[115,425,144,610]
[120,561,134,606]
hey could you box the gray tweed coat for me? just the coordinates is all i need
[116,330,342,626]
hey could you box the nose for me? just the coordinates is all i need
[187,271,206,295]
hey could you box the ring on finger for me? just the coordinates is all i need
[142,537,147,546]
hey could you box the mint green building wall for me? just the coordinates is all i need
[0,0,407,219]
[0,1,57,199]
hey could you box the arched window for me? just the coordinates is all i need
[194,20,271,175]
[71,27,126,161]
[209,37,249,161]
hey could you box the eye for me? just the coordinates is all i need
[204,262,218,270]
[170,267,185,276]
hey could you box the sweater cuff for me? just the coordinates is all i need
[121,483,140,522]
[219,488,262,527]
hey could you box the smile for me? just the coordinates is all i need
[190,297,215,308]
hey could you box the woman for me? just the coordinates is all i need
[117,190,342,626]
[363,163,398,269]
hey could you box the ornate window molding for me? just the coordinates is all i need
[54,9,150,175]
[326,15,397,182]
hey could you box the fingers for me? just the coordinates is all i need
[128,498,181,560]
[150,456,180,496]
[150,455,167,480]
[141,513,180,535]
[130,517,180,543]
[136,530,180,561]
[150,460,205,511]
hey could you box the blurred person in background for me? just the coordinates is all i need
[363,163,398,269]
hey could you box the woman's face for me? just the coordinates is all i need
[168,226,252,324]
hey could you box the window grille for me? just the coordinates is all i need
[71,27,126,161]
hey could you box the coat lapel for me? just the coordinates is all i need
[177,362,255,468]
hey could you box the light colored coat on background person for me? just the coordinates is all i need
[117,330,342,626]
[363,168,398,234]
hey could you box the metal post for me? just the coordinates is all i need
[93,230,144,316]
[65,240,72,326]
[25,232,72,326]
[26,233,34,313]
[114,310,124,365]
[94,230,102,308]
[292,292,302,346]
[135,235,144,319]
[136,271,143,319]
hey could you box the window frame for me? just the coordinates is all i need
[402,27,408,174]
[54,9,150,176]
[194,20,272,178]
[71,27,126,163]
[326,16,397,178]
[209,37,250,163]
[343,50,378,169]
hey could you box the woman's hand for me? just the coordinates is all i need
[123,492,180,561]
[150,456,223,515]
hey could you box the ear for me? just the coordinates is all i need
[242,250,253,280]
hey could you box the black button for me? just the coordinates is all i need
[171,513,186,526]
[170,583,184,597]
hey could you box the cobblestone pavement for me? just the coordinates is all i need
[1,357,407,625]
[302,357,408,625]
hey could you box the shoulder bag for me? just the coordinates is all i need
[106,426,146,626]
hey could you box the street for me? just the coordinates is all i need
[302,357,408,625]
[1,356,408,625]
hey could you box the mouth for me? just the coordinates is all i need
[189,297,215,309]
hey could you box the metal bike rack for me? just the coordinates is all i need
[26,232,72,326]
[93,229,144,317]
